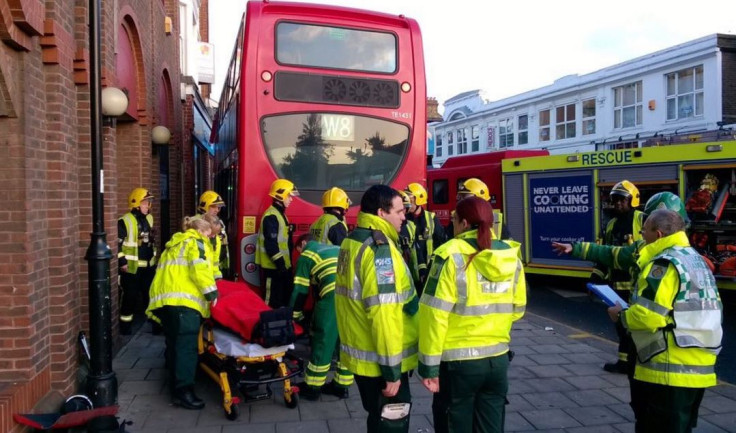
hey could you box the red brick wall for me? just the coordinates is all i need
[0,0,184,430]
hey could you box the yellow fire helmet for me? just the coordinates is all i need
[128,188,154,210]
[269,179,299,202]
[397,189,412,209]
[610,180,640,207]
[405,182,428,206]
[458,178,490,201]
[322,187,351,210]
[198,190,225,213]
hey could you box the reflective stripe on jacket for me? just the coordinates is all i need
[146,229,218,321]
[118,212,157,274]
[335,212,418,381]
[418,230,526,378]
[256,205,291,269]
[621,231,721,388]
[310,213,347,245]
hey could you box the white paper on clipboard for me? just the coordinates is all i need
[586,283,629,309]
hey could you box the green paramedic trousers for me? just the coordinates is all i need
[305,293,353,388]
[155,306,202,391]
[432,354,509,433]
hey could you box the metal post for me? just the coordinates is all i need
[84,0,117,407]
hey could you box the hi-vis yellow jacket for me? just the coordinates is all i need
[418,230,526,378]
[257,205,291,270]
[190,213,223,279]
[335,212,419,381]
[146,229,218,322]
[310,213,348,245]
[621,231,722,388]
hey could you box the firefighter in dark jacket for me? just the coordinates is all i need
[118,188,157,335]
[405,182,446,286]
[597,180,645,374]
[257,178,299,308]
[310,187,350,246]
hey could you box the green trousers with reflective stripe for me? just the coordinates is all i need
[154,306,202,392]
[306,293,354,388]
[432,354,509,433]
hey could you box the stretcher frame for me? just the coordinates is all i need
[197,321,303,420]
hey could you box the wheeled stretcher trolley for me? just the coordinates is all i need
[198,320,303,420]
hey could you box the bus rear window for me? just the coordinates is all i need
[261,113,409,205]
[276,22,397,73]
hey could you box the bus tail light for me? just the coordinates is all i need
[261,71,273,82]
[245,262,257,273]
[401,82,411,92]
[244,243,256,255]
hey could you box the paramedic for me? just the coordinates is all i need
[335,185,418,433]
[419,196,526,433]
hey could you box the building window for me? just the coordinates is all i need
[499,118,514,148]
[555,103,576,140]
[517,115,528,145]
[471,125,480,152]
[436,146,443,157]
[582,99,596,135]
[457,128,467,154]
[614,81,642,129]
[447,131,454,156]
[539,109,550,142]
[666,65,703,120]
[435,133,443,157]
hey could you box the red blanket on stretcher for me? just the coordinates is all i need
[210,280,302,342]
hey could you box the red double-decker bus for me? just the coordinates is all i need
[212,1,426,286]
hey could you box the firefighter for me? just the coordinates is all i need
[118,188,158,335]
[419,196,526,433]
[290,234,353,400]
[405,182,446,286]
[310,187,350,246]
[195,190,229,279]
[595,180,645,374]
[146,217,219,410]
[257,178,299,308]
[608,209,722,432]
[447,178,511,240]
[397,190,420,291]
[335,184,418,433]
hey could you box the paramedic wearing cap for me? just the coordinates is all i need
[194,190,229,279]
[118,188,158,335]
[310,187,350,246]
[257,179,299,308]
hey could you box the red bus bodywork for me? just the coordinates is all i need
[212,1,426,287]
[427,150,549,226]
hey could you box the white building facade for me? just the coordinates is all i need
[430,34,736,165]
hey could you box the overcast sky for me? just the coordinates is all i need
[208,0,734,113]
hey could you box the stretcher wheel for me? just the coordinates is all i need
[284,392,298,409]
[224,404,240,421]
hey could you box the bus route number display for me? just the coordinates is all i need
[529,175,595,260]
[321,114,354,142]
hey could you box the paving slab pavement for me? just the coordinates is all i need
[115,313,736,432]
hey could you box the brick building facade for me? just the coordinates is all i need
[0,1,191,431]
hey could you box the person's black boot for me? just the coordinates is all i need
[294,382,321,401]
[322,381,349,399]
[603,360,628,374]
[172,387,205,410]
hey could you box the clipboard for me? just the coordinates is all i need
[586,283,629,309]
